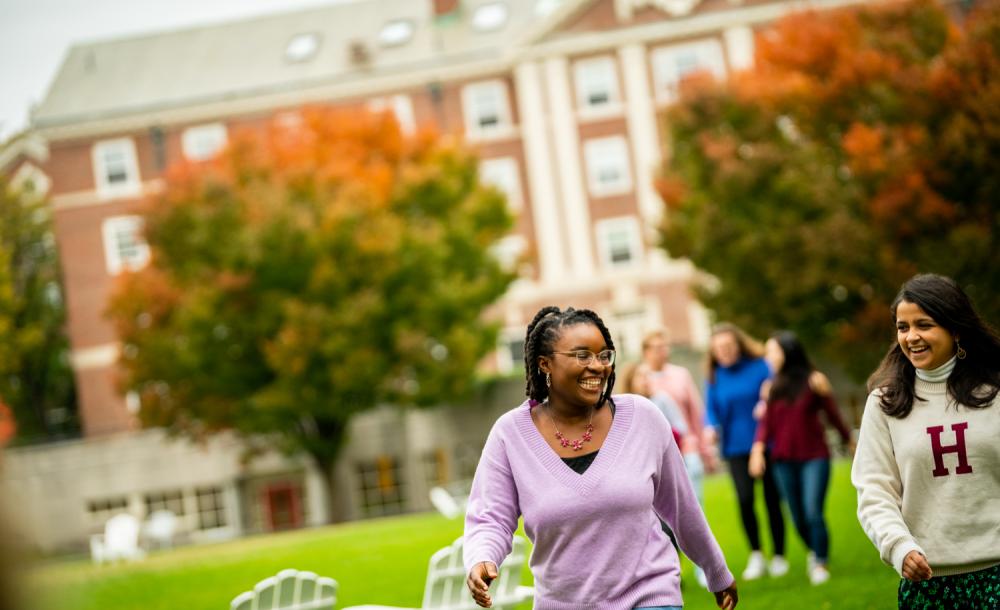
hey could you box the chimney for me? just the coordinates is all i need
[433,0,460,18]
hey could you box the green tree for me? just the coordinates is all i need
[657,0,1000,379]
[107,108,514,520]
[0,177,77,442]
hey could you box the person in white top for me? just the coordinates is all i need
[852,273,1000,609]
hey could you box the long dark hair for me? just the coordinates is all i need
[768,331,813,403]
[706,322,764,384]
[523,306,616,408]
[867,273,1000,418]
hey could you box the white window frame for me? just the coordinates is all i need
[379,19,414,47]
[102,215,151,275]
[583,136,632,197]
[368,94,416,135]
[479,157,523,211]
[181,123,228,161]
[461,80,513,140]
[573,56,622,117]
[489,234,527,272]
[92,138,141,199]
[651,38,727,104]
[472,2,509,32]
[596,216,643,268]
[12,162,51,195]
[496,328,527,375]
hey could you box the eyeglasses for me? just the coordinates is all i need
[551,349,616,367]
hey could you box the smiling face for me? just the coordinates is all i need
[539,322,611,411]
[895,300,957,370]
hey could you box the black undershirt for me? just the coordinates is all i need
[560,401,615,474]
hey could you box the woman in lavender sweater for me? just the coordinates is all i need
[464,306,738,610]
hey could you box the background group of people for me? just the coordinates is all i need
[464,273,999,610]
[620,322,851,590]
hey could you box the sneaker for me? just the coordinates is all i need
[806,551,817,574]
[742,551,766,580]
[809,564,830,585]
[695,566,708,589]
[769,555,789,577]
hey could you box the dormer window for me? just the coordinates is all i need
[379,20,414,46]
[285,32,321,63]
[535,0,562,16]
[472,3,509,31]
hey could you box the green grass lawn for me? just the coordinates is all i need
[25,460,898,610]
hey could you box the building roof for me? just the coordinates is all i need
[32,0,569,129]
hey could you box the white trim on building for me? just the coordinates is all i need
[102,215,151,275]
[92,138,142,199]
[181,123,228,161]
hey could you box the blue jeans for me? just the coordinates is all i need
[772,458,831,561]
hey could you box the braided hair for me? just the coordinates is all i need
[523,306,617,409]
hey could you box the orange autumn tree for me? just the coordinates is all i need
[108,108,514,520]
[658,0,1000,379]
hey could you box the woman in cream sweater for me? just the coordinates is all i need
[852,274,1000,609]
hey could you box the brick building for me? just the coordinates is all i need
[0,0,862,552]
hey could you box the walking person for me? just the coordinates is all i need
[642,330,715,490]
[749,331,854,585]
[705,323,787,581]
[639,331,715,589]
[620,361,686,448]
[465,306,738,610]
[852,274,1000,609]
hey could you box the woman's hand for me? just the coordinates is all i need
[748,443,766,478]
[714,583,739,609]
[466,561,498,608]
[902,550,933,582]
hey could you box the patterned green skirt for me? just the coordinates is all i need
[898,563,1000,609]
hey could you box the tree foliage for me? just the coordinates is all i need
[0,178,77,443]
[107,109,514,518]
[657,0,1000,379]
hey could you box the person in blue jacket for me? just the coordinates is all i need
[705,323,787,581]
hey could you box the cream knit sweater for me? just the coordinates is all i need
[852,378,1000,577]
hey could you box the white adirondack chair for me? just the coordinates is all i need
[90,513,146,564]
[230,568,338,610]
[342,536,533,610]
[143,509,178,549]
[428,480,471,520]
[428,487,462,520]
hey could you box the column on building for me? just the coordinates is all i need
[618,43,664,248]
[514,61,569,283]
[543,56,595,280]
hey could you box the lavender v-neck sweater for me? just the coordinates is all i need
[464,394,734,610]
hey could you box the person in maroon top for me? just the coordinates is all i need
[749,331,854,586]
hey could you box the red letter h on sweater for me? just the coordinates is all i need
[926,423,973,477]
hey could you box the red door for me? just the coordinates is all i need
[261,482,303,531]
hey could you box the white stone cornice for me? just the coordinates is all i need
[503,257,696,303]
[517,0,870,60]
[34,54,514,141]
[51,179,165,211]
[71,343,119,370]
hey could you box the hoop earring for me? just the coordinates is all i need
[956,341,967,360]
[545,372,551,388]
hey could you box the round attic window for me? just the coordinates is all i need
[285,32,321,62]
[472,2,509,31]
[379,19,414,46]
[535,0,563,16]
